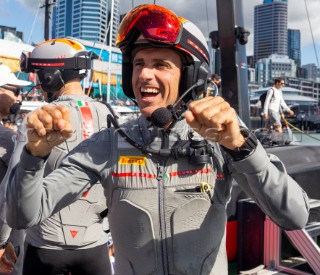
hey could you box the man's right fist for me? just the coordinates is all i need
[26,105,73,157]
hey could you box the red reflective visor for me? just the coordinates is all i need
[19,51,30,72]
[116,4,184,48]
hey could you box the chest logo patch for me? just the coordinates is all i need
[70,230,78,238]
[119,156,146,166]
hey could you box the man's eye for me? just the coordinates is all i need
[133,61,143,67]
[155,62,167,68]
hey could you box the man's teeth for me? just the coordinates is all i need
[141,88,159,94]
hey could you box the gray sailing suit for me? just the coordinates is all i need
[6,116,310,275]
[26,95,111,250]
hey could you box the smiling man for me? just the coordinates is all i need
[6,4,309,275]
[131,46,182,116]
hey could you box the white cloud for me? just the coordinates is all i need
[288,0,320,46]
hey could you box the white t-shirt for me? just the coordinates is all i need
[263,87,290,114]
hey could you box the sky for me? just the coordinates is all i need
[1,0,320,66]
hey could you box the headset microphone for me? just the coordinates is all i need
[151,78,206,128]
[105,77,215,165]
[150,108,173,128]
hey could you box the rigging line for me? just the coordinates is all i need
[27,0,42,44]
[282,117,320,142]
[205,0,210,37]
[17,0,41,79]
[303,0,319,67]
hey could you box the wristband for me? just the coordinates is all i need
[222,127,258,161]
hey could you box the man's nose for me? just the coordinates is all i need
[139,66,154,81]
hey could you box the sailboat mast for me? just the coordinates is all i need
[215,0,250,126]
[41,0,54,41]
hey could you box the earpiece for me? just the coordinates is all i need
[179,61,210,102]
[40,69,63,89]
[37,69,65,99]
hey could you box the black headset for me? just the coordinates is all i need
[179,61,210,102]
[37,69,64,95]
[36,69,86,101]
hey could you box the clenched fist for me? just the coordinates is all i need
[185,96,245,149]
[26,105,73,157]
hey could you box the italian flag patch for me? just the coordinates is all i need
[77,101,89,107]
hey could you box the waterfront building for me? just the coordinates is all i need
[302,63,318,82]
[52,0,120,45]
[256,54,296,86]
[254,0,288,65]
[0,25,23,42]
[248,68,256,84]
[286,76,320,103]
[287,29,301,69]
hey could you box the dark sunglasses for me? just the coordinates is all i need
[0,85,21,96]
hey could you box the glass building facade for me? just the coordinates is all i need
[52,0,120,45]
[254,0,288,64]
[288,29,301,69]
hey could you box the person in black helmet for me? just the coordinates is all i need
[6,5,309,275]
[1,38,114,275]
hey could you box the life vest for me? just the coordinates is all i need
[104,117,232,274]
[26,96,110,249]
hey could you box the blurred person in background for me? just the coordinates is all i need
[0,64,30,274]
[1,39,115,275]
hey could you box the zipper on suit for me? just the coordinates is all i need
[157,161,169,275]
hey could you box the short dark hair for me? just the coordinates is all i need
[211,74,219,81]
[2,117,11,123]
[274,77,284,84]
